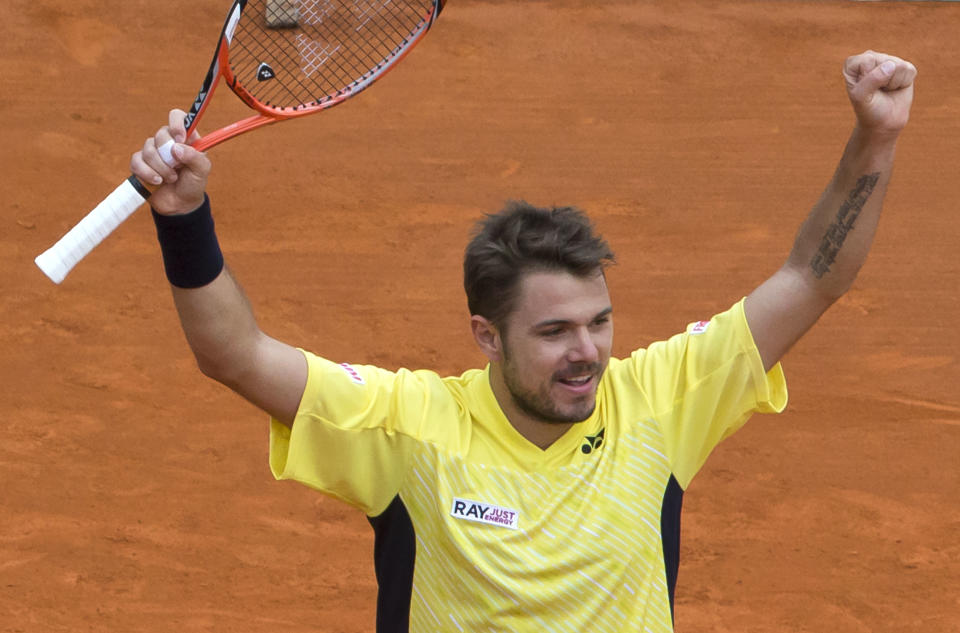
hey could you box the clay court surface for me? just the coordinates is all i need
[3,0,960,630]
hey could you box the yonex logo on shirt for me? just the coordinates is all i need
[338,363,365,385]
[451,497,519,530]
[581,427,605,454]
[690,320,710,334]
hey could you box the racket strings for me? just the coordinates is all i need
[230,0,435,110]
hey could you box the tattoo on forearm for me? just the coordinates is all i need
[810,172,881,279]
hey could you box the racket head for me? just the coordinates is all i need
[189,0,445,150]
[231,0,443,111]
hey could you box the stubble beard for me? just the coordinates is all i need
[501,356,603,425]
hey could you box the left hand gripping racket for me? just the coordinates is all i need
[35,0,445,284]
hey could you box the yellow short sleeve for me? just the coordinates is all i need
[622,299,787,489]
[269,352,444,515]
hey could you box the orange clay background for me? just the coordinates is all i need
[2,1,960,631]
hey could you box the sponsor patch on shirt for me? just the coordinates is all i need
[690,320,710,335]
[338,363,366,385]
[451,497,519,530]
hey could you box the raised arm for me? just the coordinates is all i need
[132,110,307,426]
[745,51,917,372]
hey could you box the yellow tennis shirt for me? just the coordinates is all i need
[269,298,787,632]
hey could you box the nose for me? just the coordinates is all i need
[567,327,600,364]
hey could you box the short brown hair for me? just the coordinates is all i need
[463,200,615,326]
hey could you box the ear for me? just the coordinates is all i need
[470,315,503,362]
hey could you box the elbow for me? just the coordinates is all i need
[193,355,251,396]
[812,276,855,305]
[788,257,864,304]
[814,263,864,304]
[191,342,248,387]
[193,352,232,385]
[189,332,265,391]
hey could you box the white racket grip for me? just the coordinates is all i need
[35,176,150,284]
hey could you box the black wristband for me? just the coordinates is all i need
[151,194,224,288]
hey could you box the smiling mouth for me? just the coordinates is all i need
[555,369,601,394]
[556,363,602,388]
[558,375,593,386]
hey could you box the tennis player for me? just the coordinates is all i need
[133,50,915,632]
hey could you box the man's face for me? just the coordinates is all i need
[497,269,613,425]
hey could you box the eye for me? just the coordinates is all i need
[540,327,564,338]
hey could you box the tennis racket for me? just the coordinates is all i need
[35,0,445,284]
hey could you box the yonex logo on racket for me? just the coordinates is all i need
[256,63,276,82]
[184,88,208,127]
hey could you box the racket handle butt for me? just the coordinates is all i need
[35,249,70,284]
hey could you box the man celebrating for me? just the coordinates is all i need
[133,50,915,631]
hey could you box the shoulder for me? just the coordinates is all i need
[624,300,754,366]
[601,300,760,402]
